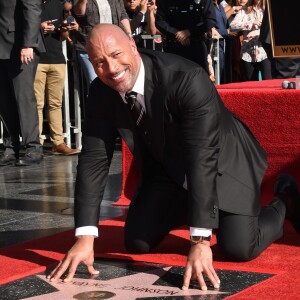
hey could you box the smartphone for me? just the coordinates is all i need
[66,16,75,24]
[49,19,58,24]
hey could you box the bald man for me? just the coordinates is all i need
[49,24,299,290]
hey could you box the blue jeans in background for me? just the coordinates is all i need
[76,50,97,92]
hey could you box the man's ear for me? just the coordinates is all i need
[129,37,138,54]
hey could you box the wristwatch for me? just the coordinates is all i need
[190,235,211,245]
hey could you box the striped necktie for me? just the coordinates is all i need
[125,91,147,135]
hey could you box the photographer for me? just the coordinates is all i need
[34,0,80,155]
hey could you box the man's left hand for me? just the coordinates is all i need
[20,47,34,64]
[182,241,220,291]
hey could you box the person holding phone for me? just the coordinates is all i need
[34,0,80,155]
[123,0,159,49]
[230,0,271,81]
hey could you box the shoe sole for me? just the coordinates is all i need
[15,162,42,166]
[0,162,15,166]
[52,152,80,156]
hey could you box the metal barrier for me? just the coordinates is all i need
[71,47,83,149]
[0,122,3,145]
[140,34,163,51]
[211,38,224,85]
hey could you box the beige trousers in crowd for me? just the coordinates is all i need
[34,63,66,146]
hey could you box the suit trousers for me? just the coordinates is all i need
[124,161,286,261]
[34,63,66,146]
[0,56,42,153]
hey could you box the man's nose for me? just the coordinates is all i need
[106,59,117,73]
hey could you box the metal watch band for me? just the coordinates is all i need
[190,235,212,244]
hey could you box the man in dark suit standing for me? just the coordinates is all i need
[0,0,45,166]
[49,24,300,289]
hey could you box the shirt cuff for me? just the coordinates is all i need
[75,226,98,237]
[190,227,212,237]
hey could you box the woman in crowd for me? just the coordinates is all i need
[230,0,271,81]
[222,0,248,82]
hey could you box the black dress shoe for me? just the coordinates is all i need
[0,153,16,166]
[274,174,300,233]
[15,154,43,166]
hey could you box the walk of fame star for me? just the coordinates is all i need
[24,267,228,299]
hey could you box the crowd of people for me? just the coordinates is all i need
[37,0,300,101]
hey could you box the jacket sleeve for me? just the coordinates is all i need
[177,68,220,228]
[21,0,42,48]
[118,0,129,21]
[74,83,118,228]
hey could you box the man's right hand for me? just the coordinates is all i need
[41,21,55,34]
[182,241,220,291]
[176,30,191,46]
[48,235,99,282]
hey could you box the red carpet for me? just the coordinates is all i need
[0,215,299,299]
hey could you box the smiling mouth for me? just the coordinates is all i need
[112,70,126,80]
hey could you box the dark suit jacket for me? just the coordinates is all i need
[74,49,267,230]
[0,0,45,59]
